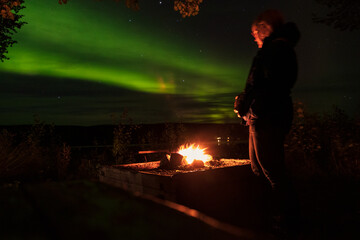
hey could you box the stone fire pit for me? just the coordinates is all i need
[99,159,269,228]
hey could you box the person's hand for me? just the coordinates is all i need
[234,95,242,119]
[234,110,248,122]
[234,94,248,125]
[234,95,240,111]
[234,95,243,118]
[234,109,241,118]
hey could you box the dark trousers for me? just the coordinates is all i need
[249,123,287,190]
[249,123,299,222]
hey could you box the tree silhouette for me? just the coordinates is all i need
[174,0,203,18]
[58,0,203,18]
[313,0,360,31]
[0,0,26,61]
[59,1,359,30]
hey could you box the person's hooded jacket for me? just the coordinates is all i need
[235,22,300,131]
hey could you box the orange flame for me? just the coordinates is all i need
[177,144,212,165]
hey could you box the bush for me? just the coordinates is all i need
[0,119,71,181]
[112,110,139,164]
[285,102,360,180]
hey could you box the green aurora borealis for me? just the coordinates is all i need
[2,1,246,93]
[1,0,359,125]
[0,0,249,124]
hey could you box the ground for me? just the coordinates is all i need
[0,178,358,240]
[0,180,247,240]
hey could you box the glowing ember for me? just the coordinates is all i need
[177,144,212,165]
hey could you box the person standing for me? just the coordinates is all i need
[234,9,301,234]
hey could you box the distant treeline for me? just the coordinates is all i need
[0,104,359,182]
[0,123,249,147]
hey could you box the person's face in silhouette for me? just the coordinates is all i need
[251,22,272,49]
[251,26,263,48]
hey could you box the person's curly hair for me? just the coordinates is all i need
[252,9,284,40]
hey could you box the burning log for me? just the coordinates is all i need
[160,155,170,169]
[169,153,186,169]
[190,159,204,168]
[159,153,187,170]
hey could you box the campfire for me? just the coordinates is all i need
[116,147,250,176]
[178,144,212,164]
[137,143,235,171]
[162,143,213,169]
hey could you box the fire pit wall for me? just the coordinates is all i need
[99,160,270,228]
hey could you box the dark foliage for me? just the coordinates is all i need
[60,0,204,18]
[112,110,139,164]
[174,0,203,18]
[0,117,71,181]
[285,102,360,179]
[313,0,360,31]
[0,0,26,61]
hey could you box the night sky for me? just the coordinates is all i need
[1,0,359,125]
